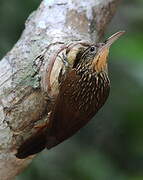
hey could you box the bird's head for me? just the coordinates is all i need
[79,31,125,73]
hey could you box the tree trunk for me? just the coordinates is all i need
[0,0,121,179]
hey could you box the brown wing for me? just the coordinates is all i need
[46,69,93,148]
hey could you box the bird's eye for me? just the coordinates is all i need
[90,46,96,52]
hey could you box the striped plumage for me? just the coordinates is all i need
[45,45,110,149]
[16,31,124,159]
[73,45,110,114]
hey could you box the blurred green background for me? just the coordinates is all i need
[0,0,143,180]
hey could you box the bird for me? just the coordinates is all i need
[16,31,125,159]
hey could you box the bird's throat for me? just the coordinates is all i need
[92,48,109,73]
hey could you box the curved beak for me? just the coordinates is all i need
[104,31,125,48]
[98,31,125,55]
[93,31,125,72]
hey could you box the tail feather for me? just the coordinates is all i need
[16,129,47,159]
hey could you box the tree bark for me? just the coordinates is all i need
[0,0,121,179]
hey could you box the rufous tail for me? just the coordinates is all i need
[16,129,48,159]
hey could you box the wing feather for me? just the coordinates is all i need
[47,69,88,147]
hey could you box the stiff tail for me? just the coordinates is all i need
[16,129,47,159]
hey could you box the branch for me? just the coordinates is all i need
[0,0,120,179]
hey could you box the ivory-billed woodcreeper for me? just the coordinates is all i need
[16,31,125,159]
